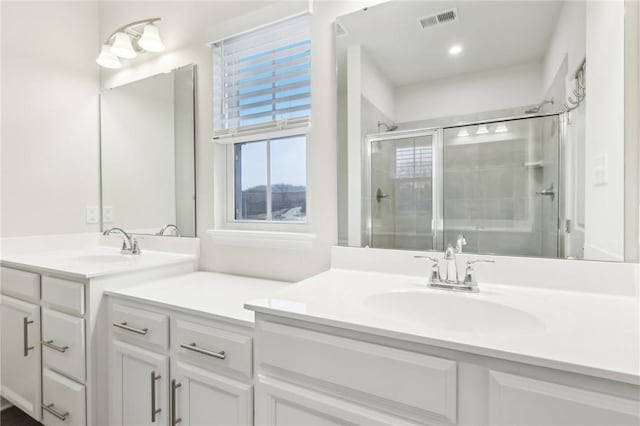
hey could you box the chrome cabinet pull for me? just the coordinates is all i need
[23,317,34,356]
[41,340,69,353]
[151,371,162,422]
[171,380,182,426]
[113,321,148,335]
[180,343,226,360]
[43,403,69,421]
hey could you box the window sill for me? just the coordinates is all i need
[206,229,316,251]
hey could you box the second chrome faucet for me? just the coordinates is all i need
[415,235,494,292]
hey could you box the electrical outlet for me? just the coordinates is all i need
[103,206,113,223]
[86,206,99,224]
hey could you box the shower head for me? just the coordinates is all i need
[525,98,554,114]
[378,121,398,132]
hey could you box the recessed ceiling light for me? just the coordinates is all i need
[476,124,489,135]
[457,129,469,137]
[449,44,463,56]
[495,123,508,133]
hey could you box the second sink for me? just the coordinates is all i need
[364,289,545,335]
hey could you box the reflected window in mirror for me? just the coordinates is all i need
[213,14,311,226]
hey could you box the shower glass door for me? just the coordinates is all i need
[442,115,560,257]
[368,132,436,250]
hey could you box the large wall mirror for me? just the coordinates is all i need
[337,1,639,262]
[100,64,196,237]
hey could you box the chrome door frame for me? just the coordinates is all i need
[364,128,440,248]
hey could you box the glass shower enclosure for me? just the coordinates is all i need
[366,115,561,257]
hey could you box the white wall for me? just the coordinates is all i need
[360,47,395,121]
[543,0,585,95]
[1,2,100,237]
[584,1,626,261]
[394,61,543,123]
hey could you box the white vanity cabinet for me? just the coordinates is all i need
[0,292,42,420]
[107,297,254,426]
[0,257,196,426]
[253,314,640,426]
[1,267,88,425]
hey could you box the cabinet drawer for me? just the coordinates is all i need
[42,368,87,426]
[174,318,252,378]
[1,267,40,303]
[110,302,169,350]
[489,371,640,426]
[42,308,86,383]
[42,368,86,426]
[256,321,457,424]
[42,276,85,316]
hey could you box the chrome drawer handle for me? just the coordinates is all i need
[113,321,148,335]
[151,371,162,422]
[43,403,69,421]
[23,317,34,357]
[171,379,182,426]
[42,340,69,353]
[180,343,226,360]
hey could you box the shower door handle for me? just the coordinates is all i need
[376,188,390,203]
[536,183,555,201]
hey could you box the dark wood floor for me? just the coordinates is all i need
[1,407,42,426]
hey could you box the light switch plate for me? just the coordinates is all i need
[593,154,608,186]
[86,206,99,224]
[103,206,113,223]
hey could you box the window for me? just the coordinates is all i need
[213,14,310,223]
[234,136,306,221]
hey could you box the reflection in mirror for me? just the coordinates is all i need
[337,1,635,261]
[100,64,196,237]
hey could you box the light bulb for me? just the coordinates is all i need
[476,124,489,135]
[457,129,469,137]
[96,45,122,69]
[495,123,508,133]
[110,32,137,59]
[138,24,165,52]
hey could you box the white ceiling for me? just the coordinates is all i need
[336,1,563,87]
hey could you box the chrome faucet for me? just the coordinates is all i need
[414,246,494,293]
[157,224,180,236]
[455,234,467,253]
[103,227,141,255]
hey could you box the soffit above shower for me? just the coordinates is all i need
[336,1,563,87]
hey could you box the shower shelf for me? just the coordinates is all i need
[523,161,544,168]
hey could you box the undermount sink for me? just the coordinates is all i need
[364,290,545,334]
[75,254,133,264]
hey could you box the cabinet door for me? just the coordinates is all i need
[109,339,169,426]
[255,375,423,426]
[489,371,640,426]
[0,295,41,421]
[172,361,252,426]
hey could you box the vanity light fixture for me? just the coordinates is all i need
[96,18,165,69]
[495,123,508,133]
[457,129,470,137]
[448,44,463,56]
[476,124,489,135]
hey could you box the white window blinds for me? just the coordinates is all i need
[213,14,311,143]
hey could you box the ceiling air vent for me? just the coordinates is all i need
[418,8,459,30]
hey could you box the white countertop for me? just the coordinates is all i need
[106,271,290,326]
[0,246,197,280]
[245,269,640,385]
